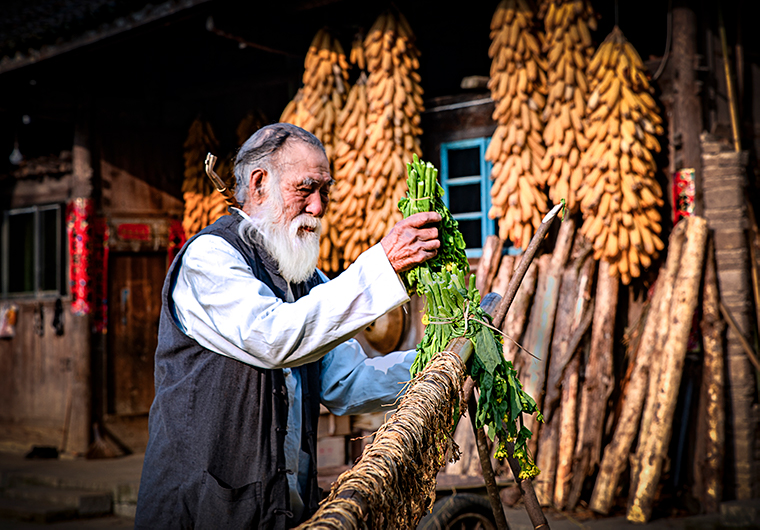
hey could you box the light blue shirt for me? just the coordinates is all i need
[171,232,415,520]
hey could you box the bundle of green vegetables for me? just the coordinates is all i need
[398,154,542,479]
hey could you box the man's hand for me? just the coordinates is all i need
[381,212,442,273]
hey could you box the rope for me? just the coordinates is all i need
[298,350,467,530]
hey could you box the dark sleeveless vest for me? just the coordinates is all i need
[135,212,323,529]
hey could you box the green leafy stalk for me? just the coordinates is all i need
[398,154,542,479]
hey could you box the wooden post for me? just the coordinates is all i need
[672,1,704,216]
[68,107,95,454]
[627,216,708,523]
[693,238,725,513]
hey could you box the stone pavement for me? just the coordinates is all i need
[0,451,757,529]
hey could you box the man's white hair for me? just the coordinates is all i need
[234,123,326,284]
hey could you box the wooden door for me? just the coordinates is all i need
[107,252,165,416]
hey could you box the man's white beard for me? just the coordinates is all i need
[239,205,322,284]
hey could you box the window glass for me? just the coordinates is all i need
[40,208,59,292]
[2,205,63,296]
[8,212,35,294]
[448,183,481,215]
[456,219,482,250]
[447,147,480,179]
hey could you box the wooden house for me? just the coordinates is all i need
[0,0,757,514]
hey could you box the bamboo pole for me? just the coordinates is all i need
[627,216,708,523]
[589,220,688,514]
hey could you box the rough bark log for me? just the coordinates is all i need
[502,262,538,364]
[567,259,619,509]
[627,216,708,523]
[476,235,505,295]
[589,221,688,514]
[693,238,725,514]
[519,221,575,450]
[543,234,593,420]
[554,352,581,510]
[491,255,516,298]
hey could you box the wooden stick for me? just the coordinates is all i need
[627,216,708,523]
[568,259,619,510]
[720,302,760,373]
[519,219,575,450]
[491,203,564,329]
[694,238,725,513]
[476,235,505,296]
[469,395,511,530]
[589,220,687,514]
[553,353,581,510]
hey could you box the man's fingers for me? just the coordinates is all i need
[405,211,442,227]
[415,227,440,242]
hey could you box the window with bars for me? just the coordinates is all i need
[439,138,496,258]
[1,204,65,297]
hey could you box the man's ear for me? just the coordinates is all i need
[249,168,267,204]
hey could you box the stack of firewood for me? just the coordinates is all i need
[449,214,714,523]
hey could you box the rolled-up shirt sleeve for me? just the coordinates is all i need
[173,234,409,369]
[320,341,416,415]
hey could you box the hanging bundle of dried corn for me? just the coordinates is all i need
[280,27,350,162]
[281,27,350,274]
[324,70,371,271]
[485,0,549,250]
[577,26,665,284]
[182,116,219,238]
[361,9,424,248]
[539,0,597,214]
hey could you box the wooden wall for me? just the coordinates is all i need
[0,300,90,454]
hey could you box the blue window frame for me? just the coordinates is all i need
[439,138,496,258]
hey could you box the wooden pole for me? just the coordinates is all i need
[567,259,619,509]
[519,219,575,449]
[469,396,511,530]
[693,238,725,513]
[627,216,708,523]
[538,234,593,506]
[672,1,704,215]
[476,235,505,295]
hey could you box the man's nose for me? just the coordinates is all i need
[305,192,325,217]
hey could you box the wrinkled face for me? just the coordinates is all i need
[277,142,333,231]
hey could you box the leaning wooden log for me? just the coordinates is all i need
[543,233,593,419]
[589,220,687,514]
[476,235,505,295]
[627,215,708,523]
[537,234,594,506]
[554,352,581,509]
[519,218,575,451]
[491,255,516,297]
[502,262,538,364]
[693,238,725,514]
[567,259,619,510]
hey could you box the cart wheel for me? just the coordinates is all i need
[417,493,497,530]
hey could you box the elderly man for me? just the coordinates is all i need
[134,123,440,529]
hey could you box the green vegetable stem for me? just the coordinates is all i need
[398,154,542,479]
